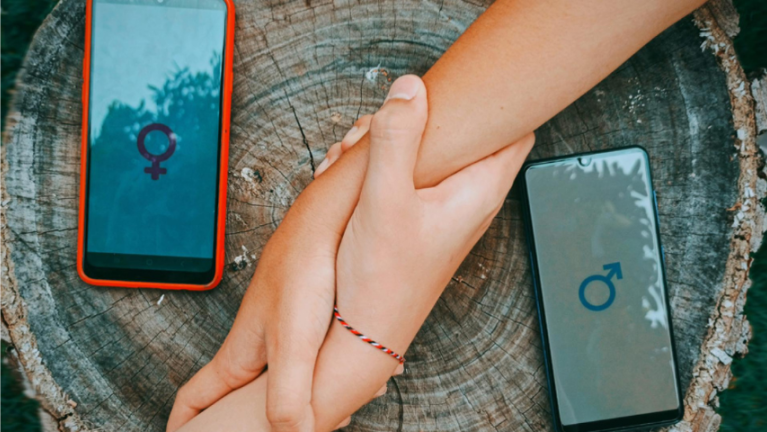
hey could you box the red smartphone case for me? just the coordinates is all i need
[77,0,236,290]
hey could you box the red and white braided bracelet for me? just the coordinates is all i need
[333,305,405,364]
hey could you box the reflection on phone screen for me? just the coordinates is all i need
[525,149,679,426]
[86,0,227,273]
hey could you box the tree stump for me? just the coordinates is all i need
[1,0,764,431]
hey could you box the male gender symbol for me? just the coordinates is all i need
[578,262,623,311]
[137,123,176,180]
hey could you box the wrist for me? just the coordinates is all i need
[269,137,371,253]
[332,305,405,363]
[335,282,426,356]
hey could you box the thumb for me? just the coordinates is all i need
[363,75,428,199]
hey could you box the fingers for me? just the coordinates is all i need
[374,383,387,397]
[363,75,428,200]
[393,362,404,376]
[166,340,266,432]
[315,142,343,178]
[341,115,373,152]
[314,115,373,178]
[430,133,535,220]
[265,342,318,432]
[334,417,352,430]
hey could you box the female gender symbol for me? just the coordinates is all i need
[137,123,176,180]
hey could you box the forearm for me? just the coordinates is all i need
[254,0,706,302]
[415,0,703,186]
[281,0,705,243]
[180,0,706,430]
[176,313,408,431]
[306,0,707,429]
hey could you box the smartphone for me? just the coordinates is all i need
[520,147,683,432]
[78,0,235,290]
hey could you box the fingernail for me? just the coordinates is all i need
[375,384,387,397]
[342,126,359,143]
[336,417,351,429]
[385,75,420,102]
[394,363,405,375]
[315,157,330,177]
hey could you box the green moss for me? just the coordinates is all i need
[732,0,767,77]
[1,0,58,130]
[1,342,42,432]
[2,2,59,429]
[718,209,767,430]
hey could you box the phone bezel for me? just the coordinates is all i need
[519,145,684,432]
[77,0,236,290]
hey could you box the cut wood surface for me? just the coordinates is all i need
[1,0,763,431]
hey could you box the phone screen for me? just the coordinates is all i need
[524,148,680,429]
[85,0,227,278]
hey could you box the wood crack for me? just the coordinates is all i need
[289,101,316,174]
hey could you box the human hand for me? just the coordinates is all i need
[333,75,535,365]
[170,76,533,432]
[166,114,383,432]
[315,114,373,178]
[165,214,334,431]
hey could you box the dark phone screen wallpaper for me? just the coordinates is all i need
[525,149,679,426]
[87,0,227,260]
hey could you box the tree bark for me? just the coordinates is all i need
[1,0,762,431]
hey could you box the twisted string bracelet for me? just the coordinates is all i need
[333,305,405,364]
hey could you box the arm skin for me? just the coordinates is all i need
[179,1,706,431]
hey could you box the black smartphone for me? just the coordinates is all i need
[520,146,683,432]
[78,0,235,290]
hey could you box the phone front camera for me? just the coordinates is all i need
[578,157,592,167]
